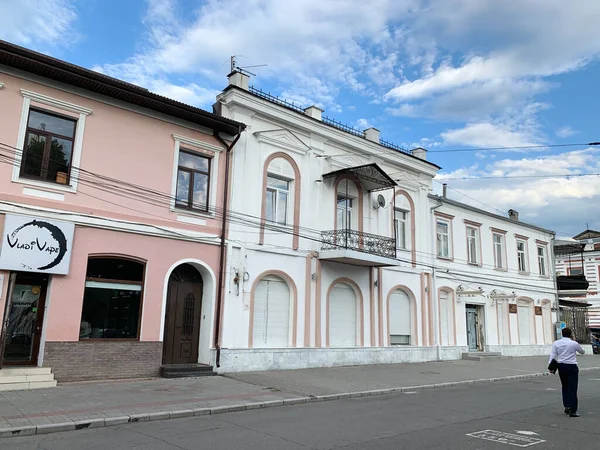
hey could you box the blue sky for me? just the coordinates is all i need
[2,0,600,237]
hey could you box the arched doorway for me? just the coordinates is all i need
[163,264,203,364]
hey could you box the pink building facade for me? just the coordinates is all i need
[0,41,244,381]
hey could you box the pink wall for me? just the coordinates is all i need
[44,226,220,342]
[0,72,227,234]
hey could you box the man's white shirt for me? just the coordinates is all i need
[549,337,585,365]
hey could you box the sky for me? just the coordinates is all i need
[1,0,600,238]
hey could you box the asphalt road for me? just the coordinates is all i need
[5,371,600,449]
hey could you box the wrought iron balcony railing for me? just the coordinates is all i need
[321,229,396,259]
[557,275,589,291]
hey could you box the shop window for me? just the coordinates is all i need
[79,257,144,340]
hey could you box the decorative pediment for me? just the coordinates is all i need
[253,128,311,155]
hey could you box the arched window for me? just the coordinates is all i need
[389,289,412,345]
[79,257,145,340]
[328,282,358,347]
[265,157,295,226]
[253,275,291,348]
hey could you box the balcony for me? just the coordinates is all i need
[320,229,398,267]
[557,275,590,297]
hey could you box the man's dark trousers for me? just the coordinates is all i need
[558,363,579,413]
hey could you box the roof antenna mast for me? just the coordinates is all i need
[229,55,267,77]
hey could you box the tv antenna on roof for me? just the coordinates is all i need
[229,55,267,77]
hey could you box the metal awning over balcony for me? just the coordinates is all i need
[322,163,397,192]
[319,229,398,267]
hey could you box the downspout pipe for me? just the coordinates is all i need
[430,199,443,360]
[214,126,243,368]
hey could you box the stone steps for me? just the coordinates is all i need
[461,352,512,361]
[0,367,57,391]
[160,364,217,378]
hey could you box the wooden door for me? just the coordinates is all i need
[163,264,203,365]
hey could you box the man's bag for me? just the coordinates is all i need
[548,358,558,374]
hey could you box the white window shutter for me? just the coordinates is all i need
[329,283,357,347]
[253,276,291,348]
[389,290,411,345]
[439,291,449,346]
[517,301,531,345]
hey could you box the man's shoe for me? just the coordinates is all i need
[564,408,571,415]
[570,412,580,418]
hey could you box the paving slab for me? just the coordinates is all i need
[225,354,600,396]
[0,355,597,438]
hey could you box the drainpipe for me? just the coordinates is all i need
[430,199,443,360]
[549,234,559,337]
[214,126,243,368]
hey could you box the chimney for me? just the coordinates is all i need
[442,183,447,198]
[364,127,380,143]
[508,209,519,221]
[411,147,428,160]
[227,70,249,90]
[304,105,323,121]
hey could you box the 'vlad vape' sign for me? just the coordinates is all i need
[0,215,75,275]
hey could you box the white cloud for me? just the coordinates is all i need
[96,0,418,109]
[355,118,373,129]
[436,148,600,234]
[0,0,78,48]
[556,126,578,138]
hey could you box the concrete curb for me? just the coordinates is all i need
[2,367,599,438]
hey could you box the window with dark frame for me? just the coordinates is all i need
[79,257,145,340]
[175,149,211,212]
[21,109,76,185]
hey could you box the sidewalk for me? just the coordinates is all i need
[0,356,598,438]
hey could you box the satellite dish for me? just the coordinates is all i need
[373,194,387,209]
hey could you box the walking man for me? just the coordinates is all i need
[549,327,585,417]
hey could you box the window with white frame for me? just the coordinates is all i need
[537,245,547,276]
[14,90,92,192]
[517,240,528,273]
[337,196,353,230]
[493,233,505,269]
[467,226,479,264]
[394,208,409,250]
[266,175,290,225]
[437,220,450,258]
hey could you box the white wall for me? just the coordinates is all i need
[212,81,558,372]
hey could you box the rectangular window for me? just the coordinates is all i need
[568,267,584,276]
[517,240,528,273]
[337,196,353,230]
[390,335,410,345]
[175,150,211,212]
[266,175,289,225]
[537,246,547,276]
[437,221,450,258]
[21,109,76,185]
[467,227,479,264]
[80,258,145,340]
[394,209,408,250]
[493,233,505,269]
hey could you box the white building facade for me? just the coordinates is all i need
[212,71,558,372]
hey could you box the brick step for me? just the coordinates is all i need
[160,364,217,378]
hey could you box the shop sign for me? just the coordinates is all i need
[0,215,75,275]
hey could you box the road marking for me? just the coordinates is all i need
[545,388,557,391]
[467,430,545,447]
[515,431,539,436]
[589,378,600,381]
